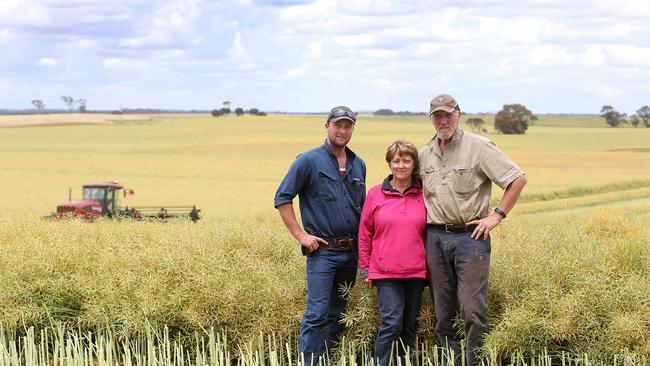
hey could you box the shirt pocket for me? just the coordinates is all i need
[318,170,339,201]
[421,167,437,195]
[452,168,477,194]
[349,177,365,206]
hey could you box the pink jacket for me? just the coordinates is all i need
[358,176,427,279]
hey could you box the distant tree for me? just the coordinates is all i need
[77,99,87,113]
[466,117,486,132]
[600,105,625,127]
[235,107,245,116]
[630,114,640,128]
[494,104,536,134]
[249,108,260,115]
[61,96,75,111]
[211,106,231,117]
[257,111,267,116]
[31,99,45,112]
[223,101,231,108]
[374,109,394,116]
[636,105,650,128]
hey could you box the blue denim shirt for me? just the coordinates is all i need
[274,141,366,239]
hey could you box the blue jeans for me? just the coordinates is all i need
[425,226,491,366]
[374,278,425,366]
[299,248,358,364]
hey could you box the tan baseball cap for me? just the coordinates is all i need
[327,106,356,124]
[429,94,459,116]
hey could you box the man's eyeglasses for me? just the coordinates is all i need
[328,108,356,123]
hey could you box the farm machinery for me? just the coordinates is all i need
[48,181,201,221]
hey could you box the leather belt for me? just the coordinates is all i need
[321,235,357,249]
[429,223,478,234]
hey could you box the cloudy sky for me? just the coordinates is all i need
[1,0,649,114]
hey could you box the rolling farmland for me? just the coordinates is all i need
[1,113,649,364]
[0,113,649,219]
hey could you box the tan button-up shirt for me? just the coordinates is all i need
[419,127,524,224]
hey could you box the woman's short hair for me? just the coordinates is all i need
[385,140,419,177]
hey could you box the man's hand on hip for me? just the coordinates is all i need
[467,213,503,240]
[298,233,328,253]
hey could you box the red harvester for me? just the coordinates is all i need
[48,181,200,221]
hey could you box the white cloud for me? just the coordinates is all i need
[277,0,335,24]
[338,0,421,15]
[332,34,375,48]
[0,0,49,27]
[369,78,396,91]
[384,26,428,40]
[102,58,147,69]
[580,45,606,67]
[74,39,99,50]
[284,63,310,80]
[410,42,443,58]
[306,42,322,58]
[593,0,650,17]
[358,49,399,60]
[36,57,59,67]
[228,32,248,59]
[1,28,11,39]
[527,44,571,67]
[1,0,650,113]
[595,85,624,98]
[119,33,170,48]
[606,45,650,67]
[119,0,203,49]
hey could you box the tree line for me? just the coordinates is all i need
[600,105,650,128]
[375,102,650,133]
[211,101,266,117]
[31,96,87,113]
[374,104,537,134]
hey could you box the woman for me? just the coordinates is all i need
[358,140,427,366]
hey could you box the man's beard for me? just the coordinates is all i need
[329,136,349,148]
[437,130,453,140]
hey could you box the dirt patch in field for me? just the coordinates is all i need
[0,113,152,127]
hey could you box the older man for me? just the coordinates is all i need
[419,94,527,366]
[274,106,366,364]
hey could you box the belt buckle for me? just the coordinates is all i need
[444,224,454,233]
[335,237,352,248]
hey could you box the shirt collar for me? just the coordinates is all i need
[322,139,357,160]
[381,174,421,193]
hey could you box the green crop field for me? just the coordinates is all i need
[1,113,650,364]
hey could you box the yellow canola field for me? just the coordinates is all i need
[0,113,649,218]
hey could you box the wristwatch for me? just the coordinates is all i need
[494,207,507,219]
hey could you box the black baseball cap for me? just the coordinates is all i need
[327,106,356,124]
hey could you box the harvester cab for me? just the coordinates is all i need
[55,181,125,219]
[82,183,123,217]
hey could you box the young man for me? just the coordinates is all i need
[419,94,528,366]
[274,106,366,364]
